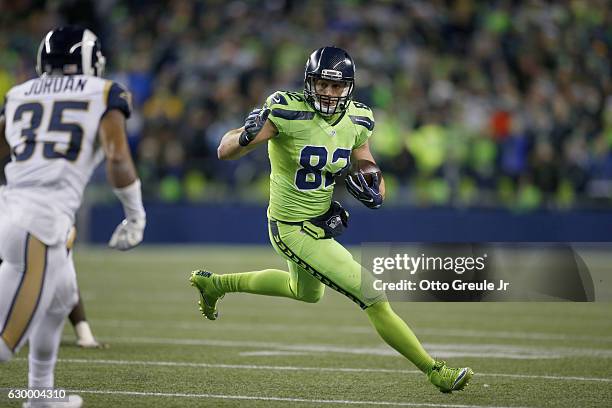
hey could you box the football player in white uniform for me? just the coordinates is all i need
[0,227,108,350]
[0,26,146,407]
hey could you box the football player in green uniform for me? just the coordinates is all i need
[190,46,473,393]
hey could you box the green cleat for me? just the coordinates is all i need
[427,360,474,393]
[189,270,224,320]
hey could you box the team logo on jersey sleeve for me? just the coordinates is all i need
[119,91,133,112]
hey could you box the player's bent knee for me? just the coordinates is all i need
[298,289,324,303]
[0,338,14,362]
[365,300,392,315]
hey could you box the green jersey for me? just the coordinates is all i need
[264,91,375,222]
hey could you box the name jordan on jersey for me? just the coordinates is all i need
[23,76,88,96]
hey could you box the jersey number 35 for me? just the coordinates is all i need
[12,101,88,162]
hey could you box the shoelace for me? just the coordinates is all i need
[432,361,457,383]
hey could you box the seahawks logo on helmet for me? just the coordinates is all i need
[304,46,355,116]
[36,26,106,77]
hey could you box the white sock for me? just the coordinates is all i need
[28,356,55,388]
[75,321,95,343]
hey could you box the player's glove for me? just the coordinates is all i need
[110,179,146,250]
[108,217,146,251]
[238,107,270,146]
[345,172,383,209]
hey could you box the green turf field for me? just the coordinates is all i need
[1,245,611,407]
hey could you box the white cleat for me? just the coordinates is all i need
[23,394,83,408]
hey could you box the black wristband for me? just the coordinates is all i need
[238,130,252,146]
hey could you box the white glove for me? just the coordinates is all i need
[108,217,146,250]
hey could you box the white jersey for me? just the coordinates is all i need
[0,74,131,245]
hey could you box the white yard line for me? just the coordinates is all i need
[18,357,612,383]
[417,328,612,343]
[87,335,612,360]
[92,318,612,343]
[240,351,310,356]
[67,389,533,408]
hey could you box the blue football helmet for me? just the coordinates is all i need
[304,46,355,115]
[36,26,106,77]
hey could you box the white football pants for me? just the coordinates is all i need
[0,216,78,375]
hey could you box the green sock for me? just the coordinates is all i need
[214,269,296,299]
[366,302,435,373]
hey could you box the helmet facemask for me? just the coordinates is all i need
[305,74,354,116]
[92,49,106,77]
[80,28,105,77]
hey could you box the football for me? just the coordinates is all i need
[348,159,381,187]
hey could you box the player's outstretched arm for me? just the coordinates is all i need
[99,110,138,187]
[351,141,386,199]
[99,109,146,250]
[218,108,277,160]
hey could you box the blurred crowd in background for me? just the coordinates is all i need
[1,0,611,210]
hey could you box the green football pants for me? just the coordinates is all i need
[267,219,386,308]
[211,219,435,373]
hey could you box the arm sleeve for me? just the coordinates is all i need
[104,81,132,119]
[352,110,375,149]
[264,91,290,135]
